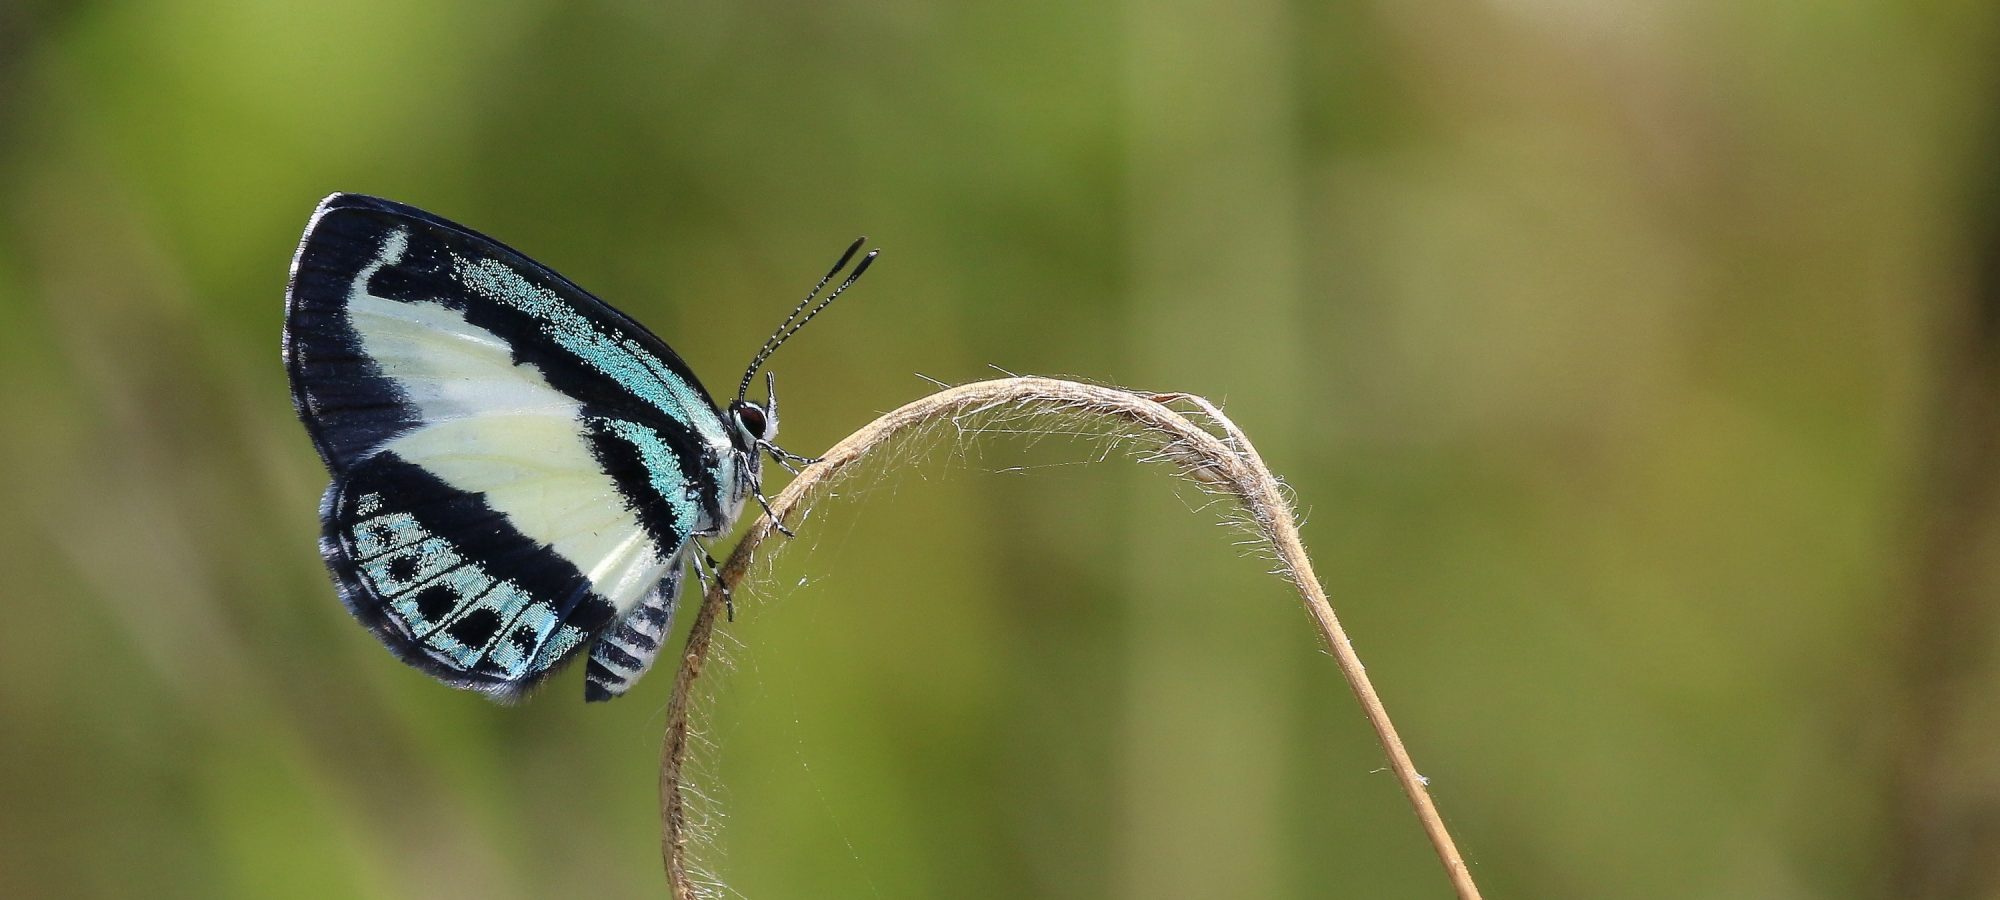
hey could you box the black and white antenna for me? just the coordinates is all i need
[737,237,879,403]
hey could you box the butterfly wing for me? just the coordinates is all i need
[285,193,732,701]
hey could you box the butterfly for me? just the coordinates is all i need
[284,193,873,702]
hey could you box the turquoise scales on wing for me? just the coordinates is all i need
[452,254,731,450]
[345,492,589,679]
[597,417,705,528]
[285,193,770,702]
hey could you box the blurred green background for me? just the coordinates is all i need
[4,1,2000,897]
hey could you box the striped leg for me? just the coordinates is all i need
[584,562,683,702]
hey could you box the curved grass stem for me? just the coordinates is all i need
[658,376,1482,900]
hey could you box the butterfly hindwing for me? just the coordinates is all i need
[287,193,732,699]
[322,452,612,699]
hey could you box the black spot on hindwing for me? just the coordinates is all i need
[412,583,459,625]
[385,555,421,586]
[446,608,503,650]
[319,452,610,699]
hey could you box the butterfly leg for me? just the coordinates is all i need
[758,439,823,470]
[745,466,796,539]
[690,538,734,621]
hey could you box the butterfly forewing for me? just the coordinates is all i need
[286,193,733,701]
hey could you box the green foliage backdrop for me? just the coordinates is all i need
[2,1,1997,897]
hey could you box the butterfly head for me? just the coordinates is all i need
[727,373,779,452]
[730,236,878,462]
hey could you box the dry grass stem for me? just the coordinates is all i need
[658,376,1482,899]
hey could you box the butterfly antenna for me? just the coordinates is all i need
[738,237,878,402]
[768,238,864,354]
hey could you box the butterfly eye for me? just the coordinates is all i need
[736,405,768,440]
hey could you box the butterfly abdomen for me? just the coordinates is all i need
[584,567,683,701]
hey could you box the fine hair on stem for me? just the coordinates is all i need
[658,376,1483,900]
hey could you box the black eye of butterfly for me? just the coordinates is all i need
[737,405,767,439]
